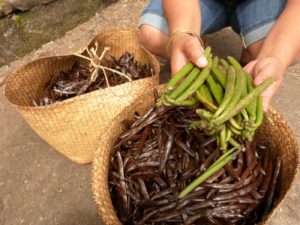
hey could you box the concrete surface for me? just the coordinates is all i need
[0,1,299,225]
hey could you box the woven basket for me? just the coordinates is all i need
[5,27,160,164]
[92,86,299,225]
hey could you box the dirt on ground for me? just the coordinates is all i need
[0,0,117,67]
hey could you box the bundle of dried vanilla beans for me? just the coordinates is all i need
[35,52,154,106]
[109,105,281,225]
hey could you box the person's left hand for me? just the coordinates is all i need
[243,57,285,111]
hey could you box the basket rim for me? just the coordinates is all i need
[5,73,159,110]
[258,107,300,224]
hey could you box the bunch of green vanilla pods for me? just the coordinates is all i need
[157,47,274,197]
[158,46,273,151]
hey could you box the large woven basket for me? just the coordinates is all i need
[5,27,160,164]
[92,86,299,225]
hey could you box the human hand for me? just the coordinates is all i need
[169,34,208,74]
[243,57,285,111]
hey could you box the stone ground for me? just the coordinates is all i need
[0,0,299,225]
[0,0,117,67]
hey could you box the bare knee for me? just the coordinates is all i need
[241,39,300,66]
[139,25,168,58]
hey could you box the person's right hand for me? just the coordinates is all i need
[169,34,208,75]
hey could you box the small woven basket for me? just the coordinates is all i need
[92,86,299,225]
[5,27,160,164]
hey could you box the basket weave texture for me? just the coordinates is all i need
[5,27,160,164]
[92,86,299,225]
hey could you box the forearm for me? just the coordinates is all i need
[258,0,300,68]
[162,0,201,35]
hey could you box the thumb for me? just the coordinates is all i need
[243,60,258,76]
[254,76,276,112]
[183,37,207,68]
[253,70,278,112]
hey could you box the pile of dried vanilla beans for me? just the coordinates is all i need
[109,105,281,225]
[34,52,154,106]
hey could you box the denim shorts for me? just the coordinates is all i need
[139,0,286,47]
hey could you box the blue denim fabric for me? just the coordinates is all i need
[139,0,286,47]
